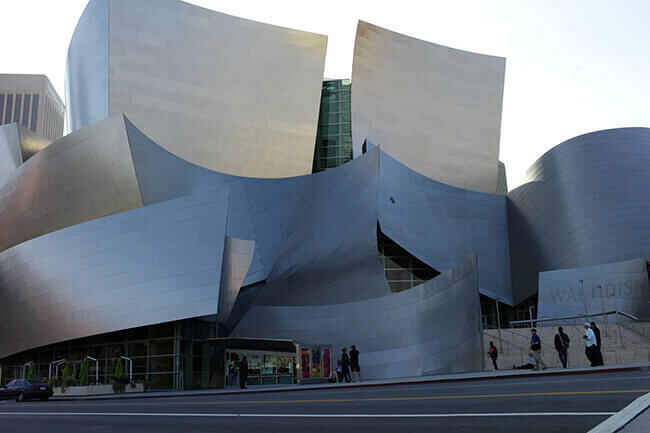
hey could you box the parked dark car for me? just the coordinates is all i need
[0,379,53,402]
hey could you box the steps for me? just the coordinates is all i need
[483,322,650,370]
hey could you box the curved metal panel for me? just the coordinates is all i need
[0,124,25,187]
[67,0,327,178]
[232,254,481,379]
[537,257,650,321]
[379,149,513,304]
[0,191,228,359]
[508,127,650,303]
[65,0,109,133]
[351,21,505,193]
[0,115,143,252]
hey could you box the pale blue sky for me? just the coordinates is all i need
[2,0,648,188]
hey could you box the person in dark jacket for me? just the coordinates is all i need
[554,327,571,368]
[487,341,499,370]
[238,356,249,389]
[590,322,605,366]
[349,345,362,382]
[340,347,351,383]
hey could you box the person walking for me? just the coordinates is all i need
[340,347,352,383]
[228,361,238,387]
[487,341,499,370]
[529,328,547,370]
[238,356,249,389]
[583,323,598,366]
[554,327,571,368]
[349,345,362,382]
[590,322,605,366]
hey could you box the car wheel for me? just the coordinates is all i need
[16,392,25,402]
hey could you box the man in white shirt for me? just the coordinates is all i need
[583,323,598,366]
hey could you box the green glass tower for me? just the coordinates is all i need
[312,79,352,172]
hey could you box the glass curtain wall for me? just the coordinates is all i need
[312,79,352,172]
[0,320,217,390]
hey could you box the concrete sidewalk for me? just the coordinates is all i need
[50,361,650,401]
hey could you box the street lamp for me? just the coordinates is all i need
[579,279,588,316]
[22,362,32,379]
[86,356,99,384]
[49,359,65,380]
[120,356,133,382]
[609,292,623,348]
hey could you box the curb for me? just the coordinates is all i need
[49,364,648,402]
[587,392,649,433]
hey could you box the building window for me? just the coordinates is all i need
[377,224,440,292]
[312,79,353,173]
[21,94,31,127]
[13,94,23,123]
[30,94,39,132]
[4,94,13,124]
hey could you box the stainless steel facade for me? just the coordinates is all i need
[0,115,143,253]
[0,123,49,187]
[508,128,650,304]
[379,149,513,304]
[232,254,481,379]
[0,190,229,359]
[351,21,505,193]
[537,257,650,321]
[66,0,327,178]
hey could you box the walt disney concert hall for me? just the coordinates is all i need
[1,0,648,389]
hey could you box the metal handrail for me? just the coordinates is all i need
[509,311,638,326]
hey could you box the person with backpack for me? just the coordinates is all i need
[349,345,362,382]
[340,347,351,383]
[487,341,499,370]
[529,328,547,370]
[554,327,571,368]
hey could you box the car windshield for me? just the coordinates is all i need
[6,380,17,387]
[27,379,44,384]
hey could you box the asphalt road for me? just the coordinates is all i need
[0,370,648,433]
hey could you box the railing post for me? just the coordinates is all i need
[495,298,503,352]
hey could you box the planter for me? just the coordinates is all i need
[53,383,145,397]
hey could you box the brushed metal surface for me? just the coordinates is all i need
[232,254,481,379]
[0,115,143,253]
[0,190,229,359]
[508,127,650,304]
[379,148,513,304]
[67,0,327,178]
[351,21,505,193]
[537,257,650,321]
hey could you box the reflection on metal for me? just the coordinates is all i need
[496,161,508,195]
[0,191,229,359]
[217,236,256,325]
[0,115,143,252]
[233,254,481,379]
[66,0,327,178]
[352,21,505,193]
[508,128,650,303]
[537,257,650,321]
[378,148,513,304]
[0,123,49,187]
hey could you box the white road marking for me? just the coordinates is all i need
[0,411,616,418]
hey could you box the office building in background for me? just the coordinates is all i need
[0,74,64,142]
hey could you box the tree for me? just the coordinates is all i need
[79,358,89,386]
[27,363,36,379]
[114,358,125,380]
[62,361,73,380]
